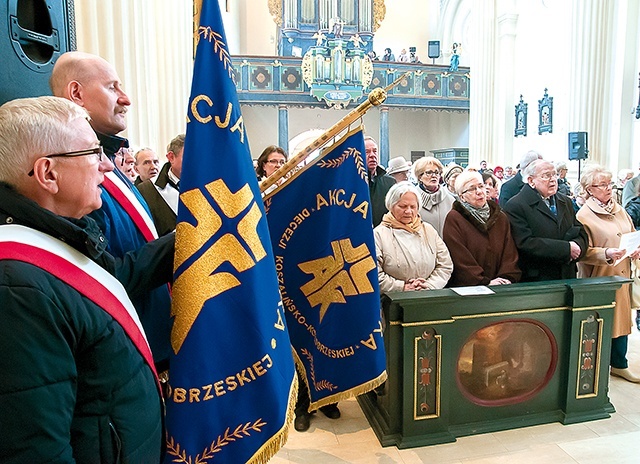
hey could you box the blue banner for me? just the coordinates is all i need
[264,128,386,410]
[164,1,296,463]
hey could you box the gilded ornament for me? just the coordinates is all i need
[373,0,386,32]
[268,0,283,26]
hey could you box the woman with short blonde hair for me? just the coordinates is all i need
[412,156,454,236]
[577,164,640,383]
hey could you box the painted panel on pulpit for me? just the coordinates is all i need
[456,320,557,406]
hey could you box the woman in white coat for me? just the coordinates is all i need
[374,181,453,294]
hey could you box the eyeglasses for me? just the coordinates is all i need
[591,182,614,189]
[535,171,557,181]
[461,184,486,195]
[28,146,104,176]
[266,159,286,166]
[421,170,441,177]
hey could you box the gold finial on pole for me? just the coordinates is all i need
[259,86,388,193]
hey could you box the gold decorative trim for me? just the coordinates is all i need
[268,0,283,27]
[390,319,454,326]
[413,334,441,420]
[390,306,570,327]
[373,0,386,32]
[572,304,615,312]
[575,317,604,399]
[454,306,570,320]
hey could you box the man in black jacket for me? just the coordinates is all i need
[138,134,184,236]
[0,96,171,462]
[499,150,542,206]
[504,159,588,281]
[365,136,396,226]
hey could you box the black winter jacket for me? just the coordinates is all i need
[0,183,171,463]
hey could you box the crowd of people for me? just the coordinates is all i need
[363,144,640,388]
[2,49,640,462]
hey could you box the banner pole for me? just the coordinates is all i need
[259,72,410,193]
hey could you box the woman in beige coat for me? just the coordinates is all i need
[577,164,640,383]
[374,181,453,294]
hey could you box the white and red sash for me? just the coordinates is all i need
[0,224,159,384]
[101,171,158,242]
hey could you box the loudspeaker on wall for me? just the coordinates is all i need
[428,41,440,59]
[0,0,76,105]
[568,132,588,160]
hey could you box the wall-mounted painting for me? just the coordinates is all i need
[538,88,553,134]
[515,95,527,137]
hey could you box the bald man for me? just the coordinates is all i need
[51,51,173,373]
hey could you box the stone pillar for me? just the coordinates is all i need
[278,105,289,152]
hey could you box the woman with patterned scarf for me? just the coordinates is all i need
[577,164,640,383]
[374,181,453,294]
[413,156,455,237]
[443,171,521,287]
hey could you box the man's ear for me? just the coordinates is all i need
[67,81,84,106]
[32,158,60,194]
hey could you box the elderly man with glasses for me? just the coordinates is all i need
[504,159,588,281]
[0,96,173,462]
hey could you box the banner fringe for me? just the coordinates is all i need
[246,370,298,464]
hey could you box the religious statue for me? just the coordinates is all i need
[449,43,461,72]
[349,33,364,48]
[330,17,344,38]
[312,30,327,46]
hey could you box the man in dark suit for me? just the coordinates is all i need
[504,159,588,282]
[138,134,184,236]
[365,136,396,226]
[499,150,542,206]
[133,147,160,185]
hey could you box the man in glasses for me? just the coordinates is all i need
[504,159,588,281]
[0,96,170,461]
[365,136,396,227]
[50,51,173,376]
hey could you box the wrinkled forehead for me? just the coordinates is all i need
[535,162,555,174]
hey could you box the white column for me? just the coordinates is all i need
[468,0,496,166]
[495,11,518,169]
[568,0,615,168]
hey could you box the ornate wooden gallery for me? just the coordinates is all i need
[358,277,627,448]
[232,0,470,164]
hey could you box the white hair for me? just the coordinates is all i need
[0,96,89,185]
[384,181,422,211]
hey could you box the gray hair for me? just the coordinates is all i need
[384,181,422,211]
[167,134,185,154]
[134,148,156,164]
[455,170,483,195]
[554,161,568,171]
[520,150,542,171]
[522,159,553,182]
[0,96,89,185]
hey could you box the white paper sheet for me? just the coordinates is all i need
[614,230,640,265]
[451,286,495,296]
